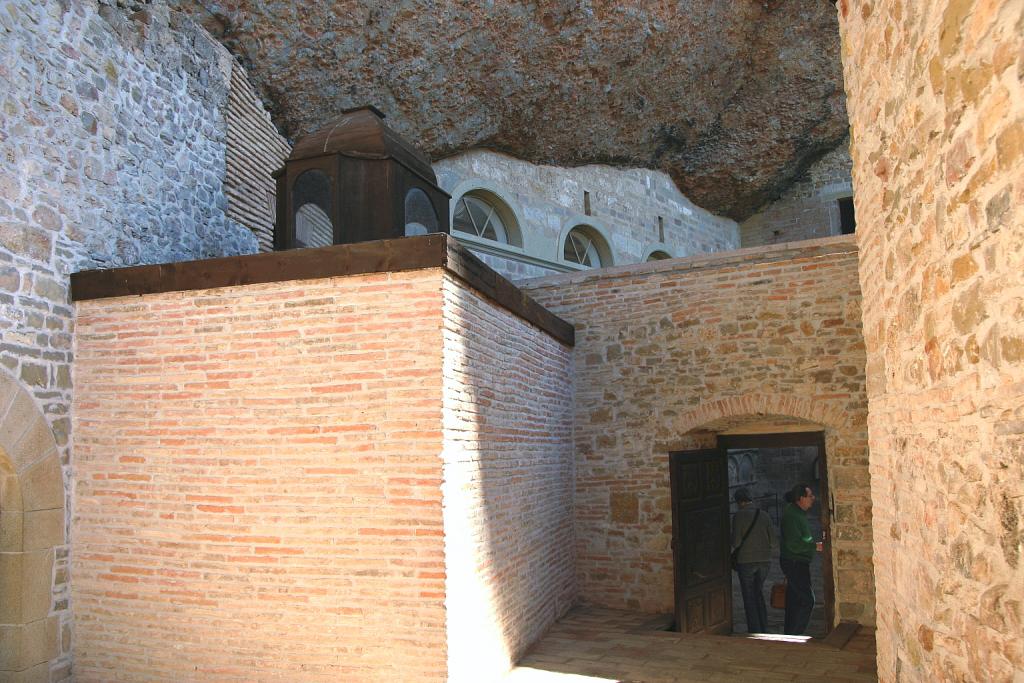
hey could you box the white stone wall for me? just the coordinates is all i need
[434,150,740,280]
[740,140,854,247]
[0,2,259,677]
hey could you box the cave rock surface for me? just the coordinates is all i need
[177,0,848,219]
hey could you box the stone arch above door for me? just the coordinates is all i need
[0,369,65,680]
[670,394,850,438]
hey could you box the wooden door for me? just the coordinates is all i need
[669,448,731,635]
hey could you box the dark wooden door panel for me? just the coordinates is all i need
[670,448,732,635]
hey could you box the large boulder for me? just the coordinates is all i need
[176,0,848,220]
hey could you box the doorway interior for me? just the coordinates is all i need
[669,432,833,638]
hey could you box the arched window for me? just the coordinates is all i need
[452,191,522,245]
[563,225,610,268]
[404,188,438,237]
[292,169,334,248]
[647,250,671,261]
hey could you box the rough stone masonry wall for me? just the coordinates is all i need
[72,270,448,682]
[741,140,854,248]
[435,150,740,280]
[1,1,257,677]
[522,236,874,624]
[441,274,575,681]
[840,0,1024,680]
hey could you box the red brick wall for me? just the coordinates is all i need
[73,270,448,682]
[441,275,576,680]
[522,236,874,624]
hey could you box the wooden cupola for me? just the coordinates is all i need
[272,106,451,250]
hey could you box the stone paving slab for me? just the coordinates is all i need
[506,607,877,683]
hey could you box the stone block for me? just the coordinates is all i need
[19,456,62,513]
[7,417,56,473]
[20,550,53,623]
[23,509,63,551]
[0,473,21,512]
[0,623,22,671]
[0,511,23,552]
[19,616,58,669]
[0,393,36,456]
[610,491,639,524]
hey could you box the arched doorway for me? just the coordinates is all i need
[0,372,65,678]
[665,396,858,637]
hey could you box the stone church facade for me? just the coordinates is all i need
[0,0,1020,681]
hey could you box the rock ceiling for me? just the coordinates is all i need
[176,0,848,220]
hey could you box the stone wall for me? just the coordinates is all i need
[225,61,291,252]
[840,0,1024,680]
[73,270,449,681]
[741,140,854,247]
[1,1,259,677]
[441,274,575,681]
[522,236,875,624]
[434,150,740,280]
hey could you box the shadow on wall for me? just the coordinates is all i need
[0,370,66,679]
[441,279,576,680]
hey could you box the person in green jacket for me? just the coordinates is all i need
[780,482,822,635]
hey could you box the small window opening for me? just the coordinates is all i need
[658,216,665,243]
[584,191,592,216]
[838,196,856,235]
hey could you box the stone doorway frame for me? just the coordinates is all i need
[664,393,872,628]
[0,370,65,680]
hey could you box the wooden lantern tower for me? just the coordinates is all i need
[272,106,451,250]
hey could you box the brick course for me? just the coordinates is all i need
[522,236,874,624]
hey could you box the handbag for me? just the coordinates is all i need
[730,509,761,571]
[770,580,787,609]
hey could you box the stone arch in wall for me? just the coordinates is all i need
[557,218,615,268]
[448,180,527,249]
[669,394,850,438]
[662,393,875,626]
[642,243,676,262]
[0,370,65,679]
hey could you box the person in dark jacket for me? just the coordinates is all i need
[731,488,775,633]
[780,482,822,635]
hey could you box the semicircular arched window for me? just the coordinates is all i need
[647,250,671,261]
[292,169,334,248]
[404,188,438,237]
[453,193,510,243]
[563,226,609,268]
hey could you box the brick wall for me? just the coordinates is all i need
[741,140,854,247]
[522,236,874,624]
[840,0,1024,680]
[441,274,576,681]
[73,271,448,681]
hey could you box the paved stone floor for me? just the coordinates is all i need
[506,607,878,683]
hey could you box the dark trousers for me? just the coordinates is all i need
[736,561,770,633]
[780,556,814,635]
